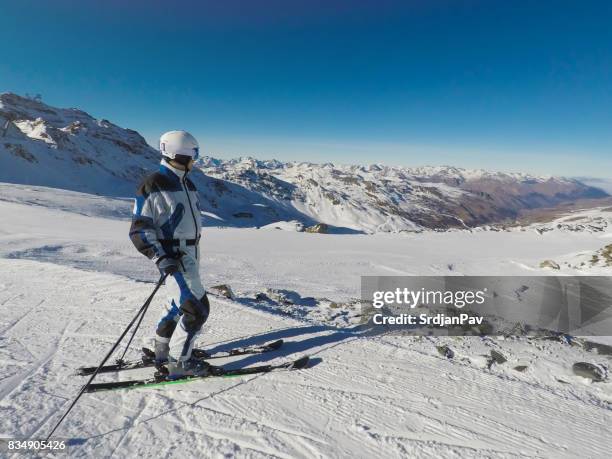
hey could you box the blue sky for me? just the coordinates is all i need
[1,0,611,176]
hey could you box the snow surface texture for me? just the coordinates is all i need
[0,187,611,458]
[2,92,609,233]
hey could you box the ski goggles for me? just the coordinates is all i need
[160,144,200,160]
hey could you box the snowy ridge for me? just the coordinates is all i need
[0,93,158,196]
[198,156,608,233]
[1,92,608,233]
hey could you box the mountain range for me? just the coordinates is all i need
[1,92,608,233]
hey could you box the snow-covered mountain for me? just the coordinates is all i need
[1,92,608,233]
[0,93,158,196]
[197,157,608,232]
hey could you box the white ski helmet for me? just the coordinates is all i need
[159,130,200,160]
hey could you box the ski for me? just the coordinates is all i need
[76,339,284,376]
[84,356,310,393]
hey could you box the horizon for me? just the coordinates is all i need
[197,152,608,181]
[3,89,612,183]
[1,1,611,177]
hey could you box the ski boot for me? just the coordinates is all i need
[142,346,210,365]
[166,358,212,379]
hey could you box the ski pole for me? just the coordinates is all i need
[45,273,168,440]
[117,279,159,364]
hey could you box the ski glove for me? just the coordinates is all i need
[156,256,181,276]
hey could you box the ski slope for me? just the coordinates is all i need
[0,188,611,458]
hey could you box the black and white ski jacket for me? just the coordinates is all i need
[129,159,202,262]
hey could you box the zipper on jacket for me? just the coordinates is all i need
[182,176,199,257]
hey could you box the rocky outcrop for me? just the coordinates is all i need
[540,260,561,270]
[572,362,608,382]
[305,223,329,234]
[210,284,235,300]
[590,244,612,267]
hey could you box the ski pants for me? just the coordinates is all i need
[154,248,209,362]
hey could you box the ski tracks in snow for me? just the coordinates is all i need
[0,258,611,458]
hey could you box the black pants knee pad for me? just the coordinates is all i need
[179,293,210,332]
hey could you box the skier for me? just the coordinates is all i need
[129,130,210,377]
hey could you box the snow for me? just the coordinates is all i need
[259,220,304,232]
[0,186,611,457]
